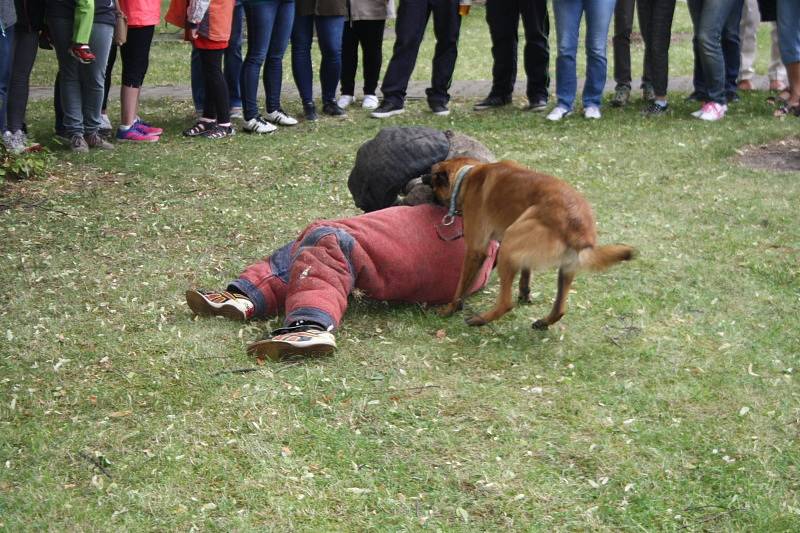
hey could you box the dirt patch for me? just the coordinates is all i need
[737,136,800,172]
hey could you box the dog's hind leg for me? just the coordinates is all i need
[532,268,575,330]
[518,268,532,304]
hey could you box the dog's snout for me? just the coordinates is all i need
[420,173,433,186]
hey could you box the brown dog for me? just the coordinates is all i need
[427,157,634,329]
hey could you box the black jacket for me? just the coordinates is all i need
[15,0,45,31]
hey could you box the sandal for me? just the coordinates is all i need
[183,120,215,137]
[767,90,791,107]
[773,102,800,118]
[203,125,235,139]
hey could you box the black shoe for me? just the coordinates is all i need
[322,101,346,116]
[685,91,706,102]
[370,100,405,119]
[726,91,740,104]
[430,102,450,116]
[303,103,318,122]
[641,101,669,117]
[473,95,511,111]
[525,98,549,112]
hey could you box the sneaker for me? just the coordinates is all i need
[99,113,113,135]
[430,102,450,116]
[337,94,355,109]
[642,84,656,102]
[726,91,740,104]
[696,101,726,121]
[371,100,405,119]
[362,94,379,110]
[611,85,630,107]
[584,106,601,119]
[183,120,216,137]
[303,103,318,121]
[133,119,163,136]
[116,126,159,142]
[70,134,89,153]
[243,115,277,134]
[229,107,244,119]
[473,95,511,111]
[322,101,347,116]
[246,327,336,361]
[641,101,669,116]
[264,109,298,126]
[185,289,254,320]
[84,131,114,150]
[526,99,548,112]
[202,124,235,139]
[69,44,95,64]
[545,106,571,121]
[2,131,20,154]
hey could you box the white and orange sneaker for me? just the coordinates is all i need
[247,327,336,361]
[185,289,255,320]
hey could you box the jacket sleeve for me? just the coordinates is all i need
[186,0,210,24]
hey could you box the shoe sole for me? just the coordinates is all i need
[185,290,246,321]
[432,110,450,116]
[116,137,159,142]
[371,109,405,119]
[246,339,336,361]
[243,127,276,134]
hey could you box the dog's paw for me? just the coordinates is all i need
[531,319,549,330]
[518,293,532,305]
[438,304,457,317]
[465,315,487,327]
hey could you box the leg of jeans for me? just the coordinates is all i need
[583,0,616,108]
[694,0,741,104]
[191,47,205,112]
[241,2,274,120]
[340,21,359,96]
[486,0,521,99]
[291,14,316,104]
[360,20,385,95]
[79,23,113,135]
[721,0,744,95]
[380,0,430,106]
[768,23,787,82]
[521,0,550,101]
[554,0,582,110]
[427,0,461,105]
[264,0,294,113]
[738,0,758,81]
[687,0,708,97]
[315,15,345,104]
[102,43,115,111]
[776,0,800,69]
[225,2,244,109]
[49,17,84,135]
[612,0,635,87]
[0,25,14,132]
[7,29,39,133]
[646,0,677,96]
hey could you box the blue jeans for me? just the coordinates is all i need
[240,0,294,119]
[688,0,743,104]
[553,0,616,110]
[776,0,800,65]
[191,1,244,112]
[0,24,14,131]
[291,14,344,104]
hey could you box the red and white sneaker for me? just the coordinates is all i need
[247,328,336,361]
[185,289,255,320]
[69,44,95,64]
[695,101,727,121]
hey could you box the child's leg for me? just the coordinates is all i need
[73,0,95,45]
[200,48,230,125]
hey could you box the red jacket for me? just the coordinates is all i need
[118,0,160,26]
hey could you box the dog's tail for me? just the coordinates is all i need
[578,244,636,272]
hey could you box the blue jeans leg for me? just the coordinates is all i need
[554,0,583,110]
[776,0,800,65]
[315,15,344,104]
[241,0,280,120]
[583,0,616,108]
[263,0,294,113]
[291,15,315,104]
[225,2,244,109]
[0,25,15,131]
[689,0,742,104]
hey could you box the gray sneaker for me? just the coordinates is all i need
[2,131,19,153]
[642,84,656,102]
[85,132,114,150]
[611,85,631,107]
[70,134,89,153]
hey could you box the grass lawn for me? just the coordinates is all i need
[2,5,800,531]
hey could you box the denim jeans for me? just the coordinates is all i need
[0,24,15,131]
[776,0,800,65]
[291,14,345,104]
[7,28,39,133]
[49,18,114,135]
[191,1,245,112]
[553,0,616,110]
[688,0,743,104]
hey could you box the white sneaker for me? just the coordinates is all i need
[229,107,244,120]
[264,109,298,126]
[362,94,380,110]
[247,328,336,361]
[337,94,355,109]
[584,106,601,119]
[243,115,278,134]
[546,106,572,121]
[696,102,727,121]
[99,113,112,131]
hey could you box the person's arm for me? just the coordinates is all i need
[186,0,210,35]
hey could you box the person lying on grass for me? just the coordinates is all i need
[186,204,498,360]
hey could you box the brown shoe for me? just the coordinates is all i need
[84,131,114,150]
[737,79,754,91]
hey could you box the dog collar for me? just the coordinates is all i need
[442,164,474,226]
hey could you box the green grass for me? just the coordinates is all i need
[3,6,800,531]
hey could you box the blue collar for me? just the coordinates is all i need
[442,165,474,226]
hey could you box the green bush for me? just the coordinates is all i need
[0,148,52,183]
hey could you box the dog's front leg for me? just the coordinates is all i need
[518,268,532,304]
[439,249,487,317]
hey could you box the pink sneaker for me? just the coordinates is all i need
[132,119,163,136]
[696,101,726,121]
[116,127,159,142]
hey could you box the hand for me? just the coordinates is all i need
[190,28,198,40]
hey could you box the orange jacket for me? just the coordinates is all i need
[166,0,233,42]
